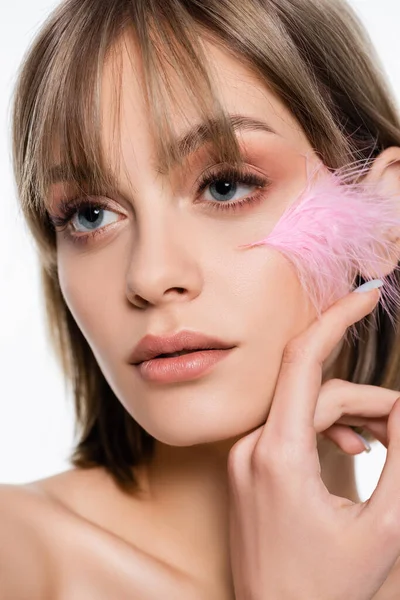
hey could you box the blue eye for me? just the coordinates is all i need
[48,196,123,247]
[196,164,271,212]
[48,164,272,247]
[72,205,118,232]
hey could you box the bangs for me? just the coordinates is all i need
[28,0,245,221]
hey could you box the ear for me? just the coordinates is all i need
[363,146,400,193]
[360,146,400,278]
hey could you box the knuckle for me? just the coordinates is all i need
[320,377,347,409]
[250,443,270,473]
[251,439,299,479]
[322,377,345,391]
[227,439,249,480]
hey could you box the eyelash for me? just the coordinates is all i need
[48,164,272,247]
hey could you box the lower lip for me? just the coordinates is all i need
[135,348,235,384]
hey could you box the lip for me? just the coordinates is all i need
[128,329,236,365]
[134,348,235,384]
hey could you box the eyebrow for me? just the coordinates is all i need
[47,114,278,185]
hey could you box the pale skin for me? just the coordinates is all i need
[3,30,400,599]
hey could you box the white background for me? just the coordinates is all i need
[1,1,399,499]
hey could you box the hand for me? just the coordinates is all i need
[227,286,400,600]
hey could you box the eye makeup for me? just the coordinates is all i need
[47,163,273,248]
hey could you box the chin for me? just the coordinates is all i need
[137,412,265,448]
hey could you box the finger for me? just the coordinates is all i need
[335,415,388,447]
[362,419,388,447]
[259,286,380,455]
[314,380,399,433]
[331,418,387,448]
[365,397,400,548]
[323,424,371,455]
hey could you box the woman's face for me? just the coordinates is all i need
[50,32,340,446]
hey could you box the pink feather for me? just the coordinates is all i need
[237,154,400,344]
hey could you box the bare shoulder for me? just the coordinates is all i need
[0,468,110,600]
[0,469,206,600]
[0,482,55,600]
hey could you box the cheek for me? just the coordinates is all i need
[219,242,317,355]
[57,254,119,364]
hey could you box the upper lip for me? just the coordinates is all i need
[129,330,236,365]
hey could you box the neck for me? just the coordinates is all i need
[136,435,359,594]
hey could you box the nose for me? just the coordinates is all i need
[125,209,203,309]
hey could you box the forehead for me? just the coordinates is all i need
[98,30,309,179]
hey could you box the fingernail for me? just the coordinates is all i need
[352,430,372,453]
[353,279,384,293]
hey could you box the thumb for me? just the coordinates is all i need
[366,396,400,550]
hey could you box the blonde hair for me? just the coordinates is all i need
[11,0,400,493]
